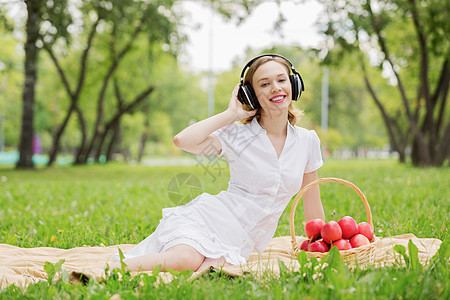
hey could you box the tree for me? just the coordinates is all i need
[16,0,72,168]
[321,0,449,166]
[94,79,154,162]
[1,0,72,168]
[43,0,265,165]
[2,0,264,166]
[41,0,181,166]
[16,0,40,168]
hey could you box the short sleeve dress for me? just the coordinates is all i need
[119,117,323,265]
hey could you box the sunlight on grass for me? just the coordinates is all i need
[0,159,448,298]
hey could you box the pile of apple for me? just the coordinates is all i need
[301,216,374,253]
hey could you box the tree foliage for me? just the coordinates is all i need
[2,0,74,168]
[4,0,429,165]
[1,0,262,166]
[38,0,187,165]
[321,0,449,166]
[0,29,22,150]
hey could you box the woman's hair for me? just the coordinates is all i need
[239,55,303,125]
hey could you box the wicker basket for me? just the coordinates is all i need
[290,177,376,265]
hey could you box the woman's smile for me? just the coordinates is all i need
[269,94,287,103]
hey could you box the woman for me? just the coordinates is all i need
[111,54,325,272]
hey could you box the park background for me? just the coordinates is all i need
[0,0,448,298]
[1,0,448,168]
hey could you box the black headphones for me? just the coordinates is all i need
[238,54,304,110]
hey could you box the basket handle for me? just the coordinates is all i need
[290,177,373,252]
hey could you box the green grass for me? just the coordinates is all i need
[0,159,448,299]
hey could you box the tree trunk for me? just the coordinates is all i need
[47,104,74,166]
[137,131,148,163]
[79,22,144,164]
[94,129,108,163]
[106,119,121,162]
[361,60,408,163]
[17,0,41,169]
[366,0,434,166]
[435,124,450,166]
[73,105,87,165]
[94,82,154,162]
[44,19,99,166]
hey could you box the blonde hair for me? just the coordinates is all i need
[239,55,304,125]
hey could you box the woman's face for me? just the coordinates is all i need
[252,60,292,115]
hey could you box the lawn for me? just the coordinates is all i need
[0,159,448,299]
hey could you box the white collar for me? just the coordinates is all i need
[249,117,297,136]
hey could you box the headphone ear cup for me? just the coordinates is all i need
[290,74,300,100]
[239,84,260,110]
[238,85,247,105]
[246,84,260,109]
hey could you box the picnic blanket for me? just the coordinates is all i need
[0,233,442,288]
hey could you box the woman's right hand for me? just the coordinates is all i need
[173,83,257,155]
[226,84,258,121]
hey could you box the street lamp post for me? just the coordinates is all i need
[0,114,4,153]
[207,3,215,116]
[321,67,329,157]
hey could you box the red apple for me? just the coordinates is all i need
[309,241,330,253]
[350,234,370,248]
[321,221,342,244]
[304,219,325,241]
[331,238,352,250]
[358,222,374,241]
[300,240,311,251]
[338,216,359,239]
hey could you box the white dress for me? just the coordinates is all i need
[118,118,323,265]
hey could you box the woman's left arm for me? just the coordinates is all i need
[301,170,325,222]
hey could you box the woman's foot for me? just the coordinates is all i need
[195,257,230,273]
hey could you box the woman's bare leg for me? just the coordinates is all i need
[110,244,205,272]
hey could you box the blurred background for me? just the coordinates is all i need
[0,0,448,168]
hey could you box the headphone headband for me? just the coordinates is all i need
[239,53,299,84]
